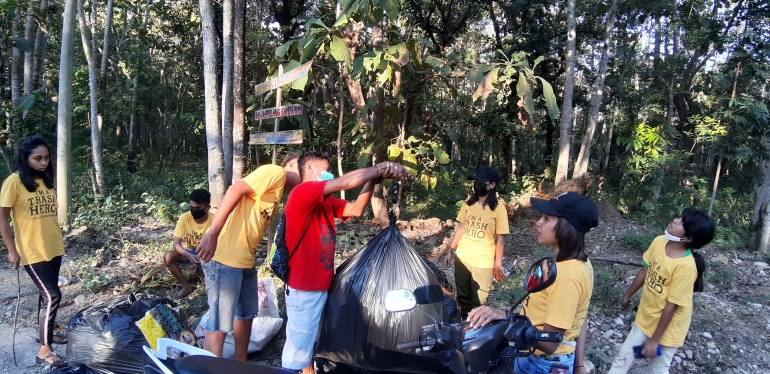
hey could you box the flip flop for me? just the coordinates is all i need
[36,351,67,368]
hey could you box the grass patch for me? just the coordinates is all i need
[705,261,736,290]
[620,233,657,253]
[590,264,632,314]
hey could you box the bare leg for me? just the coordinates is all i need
[232,318,252,362]
[203,331,226,357]
[164,251,191,297]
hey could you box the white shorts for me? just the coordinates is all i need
[282,286,328,370]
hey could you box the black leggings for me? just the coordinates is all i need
[24,256,62,346]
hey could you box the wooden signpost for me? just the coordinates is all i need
[248,129,304,145]
[252,61,312,164]
[253,104,303,121]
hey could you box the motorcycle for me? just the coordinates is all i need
[380,256,561,374]
[143,257,559,374]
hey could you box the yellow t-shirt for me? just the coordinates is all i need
[522,259,593,355]
[455,201,509,268]
[212,165,285,269]
[173,211,214,250]
[635,236,697,347]
[0,173,64,266]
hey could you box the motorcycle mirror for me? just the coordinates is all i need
[523,257,557,293]
[384,289,417,312]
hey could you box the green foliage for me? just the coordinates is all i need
[620,233,656,253]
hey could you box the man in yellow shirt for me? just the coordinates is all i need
[164,189,214,300]
[195,151,302,361]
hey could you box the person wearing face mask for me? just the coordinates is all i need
[281,151,410,374]
[442,166,510,319]
[608,209,714,374]
[164,189,213,300]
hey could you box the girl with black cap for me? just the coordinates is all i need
[442,166,510,319]
[467,192,599,374]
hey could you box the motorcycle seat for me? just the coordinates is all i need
[176,355,299,374]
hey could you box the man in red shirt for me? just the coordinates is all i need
[281,151,408,374]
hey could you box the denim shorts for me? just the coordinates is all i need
[281,286,328,370]
[514,352,575,374]
[201,260,259,333]
[179,249,199,268]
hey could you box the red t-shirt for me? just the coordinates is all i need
[284,181,348,291]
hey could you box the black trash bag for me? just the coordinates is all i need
[66,294,173,374]
[422,258,460,324]
[316,224,453,373]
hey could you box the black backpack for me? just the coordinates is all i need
[269,213,310,284]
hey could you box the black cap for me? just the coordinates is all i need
[530,192,599,234]
[468,166,500,183]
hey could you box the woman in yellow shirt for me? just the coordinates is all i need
[467,192,599,374]
[443,167,509,318]
[0,136,66,367]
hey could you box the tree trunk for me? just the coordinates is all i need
[56,0,78,226]
[221,0,234,186]
[23,2,35,95]
[573,0,616,178]
[31,0,48,92]
[127,73,138,173]
[708,151,723,216]
[99,0,115,94]
[336,76,345,200]
[554,0,577,185]
[231,0,246,182]
[11,3,22,112]
[200,0,225,206]
[368,25,389,223]
[77,0,104,195]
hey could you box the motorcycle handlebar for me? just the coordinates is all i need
[532,330,563,343]
[396,340,422,350]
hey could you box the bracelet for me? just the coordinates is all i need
[374,163,383,177]
[574,365,583,368]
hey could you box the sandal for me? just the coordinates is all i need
[36,351,67,368]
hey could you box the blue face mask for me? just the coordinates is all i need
[311,164,335,181]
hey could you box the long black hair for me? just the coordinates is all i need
[681,208,715,292]
[465,183,499,210]
[14,136,54,192]
[554,217,589,262]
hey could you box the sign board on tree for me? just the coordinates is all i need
[254,104,304,121]
[249,130,304,145]
[254,61,312,96]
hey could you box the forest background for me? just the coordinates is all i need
[0,0,769,255]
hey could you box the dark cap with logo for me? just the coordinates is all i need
[530,192,599,234]
[467,166,500,183]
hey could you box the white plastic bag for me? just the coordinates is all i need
[194,278,283,358]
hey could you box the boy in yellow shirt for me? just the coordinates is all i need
[608,208,714,374]
[164,189,214,299]
[195,151,303,361]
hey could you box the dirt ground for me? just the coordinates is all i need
[0,203,768,373]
